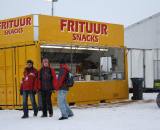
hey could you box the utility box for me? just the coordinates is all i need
[0,15,129,109]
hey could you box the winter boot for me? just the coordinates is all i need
[59,117,68,120]
[21,114,29,119]
[68,114,74,118]
[33,109,38,117]
[49,113,53,117]
[41,113,47,117]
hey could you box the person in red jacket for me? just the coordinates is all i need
[20,60,38,119]
[38,58,57,117]
[57,60,74,120]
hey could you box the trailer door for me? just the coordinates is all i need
[0,44,40,108]
[0,48,17,108]
[16,44,41,106]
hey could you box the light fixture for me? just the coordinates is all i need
[40,45,108,51]
[44,0,58,16]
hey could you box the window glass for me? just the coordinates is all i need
[41,46,125,81]
[99,48,125,80]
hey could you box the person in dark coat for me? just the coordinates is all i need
[20,60,38,119]
[57,60,74,120]
[38,58,57,117]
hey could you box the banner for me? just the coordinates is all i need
[39,15,124,47]
[0,15,34,47]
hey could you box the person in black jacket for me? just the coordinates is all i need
[38,58,57,117]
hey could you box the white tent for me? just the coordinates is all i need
[125,12,160,88]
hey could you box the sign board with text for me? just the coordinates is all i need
[39,15,124,47]
[0,15,34,47]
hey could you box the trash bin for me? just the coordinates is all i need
[131,78,143,100]
[156,93,160,108]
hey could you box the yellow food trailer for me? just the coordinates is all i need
[0,14,128,109]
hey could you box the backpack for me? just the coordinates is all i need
[65,72,74,87]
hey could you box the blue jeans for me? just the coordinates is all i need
[22,90,38,116]
[58,90,73,118]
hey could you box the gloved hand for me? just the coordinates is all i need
[20,90,23,95]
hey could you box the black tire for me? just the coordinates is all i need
[156,93,160,108]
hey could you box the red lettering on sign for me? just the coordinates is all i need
[72,33,99,43]
[14,19,20,27]
[26,17,32,25]
[74,21,78,32]
[60,18,108,43]
[94,23,101,34]
[0,17,32,30]
[60,19,67,31]
[86,22,93,33]
[78,21,85,33]
[67,20,74,32]
[60,19,108,35]
[4,28,23,35]
[101,24,108,34]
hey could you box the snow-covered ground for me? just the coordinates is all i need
[0,93,160,130]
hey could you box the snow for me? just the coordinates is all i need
[0,93,160,130]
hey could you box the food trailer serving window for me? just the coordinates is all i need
[41,45,125,81]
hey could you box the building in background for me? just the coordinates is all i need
[125,12,160,89]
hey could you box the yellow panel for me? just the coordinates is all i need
[0,49,5,87]
[0,87,7,105]
[16,46,27,105]
[39,15,124,47]
[26,45,37,62]
[0,15,34,47]
[17,46,26,65]
[26,44,41,69]
[6,68,14,85]
[5,49,13,66]
[16,44,41,105]
[68,80,128,102]
[16,46,26,101]
[0,48,16,107]
[5,48,15,107]
[0,49,5,66]
[52,80,128,106]
[0,49,6,105]
[7,86,15,105]
[0,69,5,85]
[0,50,5,86]
[5,49,14,86]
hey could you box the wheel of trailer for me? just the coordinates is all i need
[156,93,160,108]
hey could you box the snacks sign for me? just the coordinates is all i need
[60,19,108,43]
[0,15,34,46]
[39,15,124,46]
[0,17,32,35]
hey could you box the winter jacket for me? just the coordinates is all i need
[20,67,38,91]
[37,67,57,91]
[57,64,70,91]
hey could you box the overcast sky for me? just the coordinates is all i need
[0,0,160,27]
